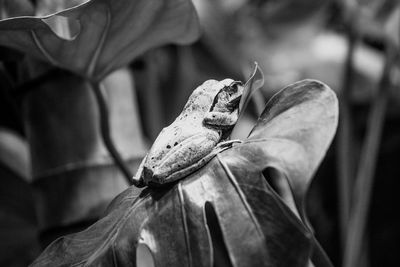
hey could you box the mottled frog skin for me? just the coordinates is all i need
[133,78,243,187]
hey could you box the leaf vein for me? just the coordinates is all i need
[87,4,111,79]
[178,183,193,267]
[217,154,264,237]
[31,30,59,66]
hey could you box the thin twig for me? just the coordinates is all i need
[91,82,135,186]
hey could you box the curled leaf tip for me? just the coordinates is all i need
[239,62,265,113]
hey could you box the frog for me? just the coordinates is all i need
[132,78,244,187]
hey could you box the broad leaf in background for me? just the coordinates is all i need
[0,0,200,81]
[30,80,338,267]
[0,128,30,181]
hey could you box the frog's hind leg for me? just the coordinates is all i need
[148,139,237,187]
[145,132,220,186]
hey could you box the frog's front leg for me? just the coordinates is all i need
[216,139,242,148]
[144,131,220,186]
[203,110,239,129]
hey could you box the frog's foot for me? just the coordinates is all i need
[131,175,146,188]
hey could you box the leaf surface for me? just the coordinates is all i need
[0,0,200,81]
[246,79,338,222]
[30,79,338,267]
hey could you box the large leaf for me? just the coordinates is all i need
[0,0,200,81]
[30,79,338,267]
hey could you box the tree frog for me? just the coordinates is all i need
[133,78,244,187]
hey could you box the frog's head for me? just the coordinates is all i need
[211,80,244,113]
[203,80,244,134]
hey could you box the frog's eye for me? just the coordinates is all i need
[225,81,243,95]
[230,81,243,88]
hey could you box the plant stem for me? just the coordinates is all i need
[337,14,357,251]
[14,69,140,187]
[343,48,393,267]
[91,81,135,186]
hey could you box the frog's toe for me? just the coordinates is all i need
[142,166,155,185]
[132,164,152,188]
[131,175,146,188]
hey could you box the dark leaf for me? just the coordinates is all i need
[31,79,338,267]
[0,0,200,81]
[0,162,39,267]
[247,79,338,223]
